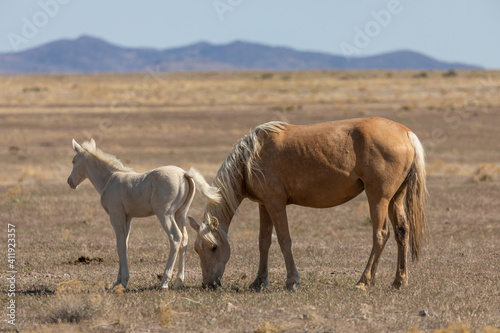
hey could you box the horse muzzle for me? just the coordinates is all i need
[67,177,77,189]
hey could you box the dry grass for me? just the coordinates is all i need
[41,294,100,324]
[1,70,499,332]
[471,163,500,182]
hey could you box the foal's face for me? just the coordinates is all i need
[67,141,88,189]
[68,153,87,189]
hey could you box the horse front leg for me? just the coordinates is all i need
[265,203,300,291]
[249,204,274,292]
[110,215,131,289]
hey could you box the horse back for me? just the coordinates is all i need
[101,166,188,217]
[249,117,414,208]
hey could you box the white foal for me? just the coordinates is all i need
[67,139,220,289]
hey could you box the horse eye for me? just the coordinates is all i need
[211,245,218,252]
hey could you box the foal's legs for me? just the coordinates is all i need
[249,204,274,291]
[110,214,132,288]
[356,197,390,290]
[173,214,188,289]
[265,202,300,291]
[172,179,195,289]
[157,212,182,289]
[388,183,409,289]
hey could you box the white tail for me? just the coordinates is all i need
[185,168,221,203]
[406,132,429,262]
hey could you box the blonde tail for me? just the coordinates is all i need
[185,168,221,203]
[406,132,429,262]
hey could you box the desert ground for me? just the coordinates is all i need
[0,70,499,332]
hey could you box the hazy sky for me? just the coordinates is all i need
[1,1,499,68]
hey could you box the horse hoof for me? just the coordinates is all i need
[391,280,406,290]
[249,284,265,292]
[355,283,367,291]
[249,278,268,292]
[249,283,261,292]
[286,282,300,292]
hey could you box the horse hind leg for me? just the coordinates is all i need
[356,198,390,290]
[157,212,182,289]
[388,183,409,289]
[173,219,188,290]
[172,177,195,289]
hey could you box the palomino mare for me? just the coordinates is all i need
[67,139,220,289]
[189,117,428,291]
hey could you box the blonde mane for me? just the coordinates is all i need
[205,121,287,223]
[81,140,133,172]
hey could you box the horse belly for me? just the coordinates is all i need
[125,200,155,218]
[122,182,155,218]
[286,174,364,208]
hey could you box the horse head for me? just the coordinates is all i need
[188,216,230,288]
[67,138,95,189]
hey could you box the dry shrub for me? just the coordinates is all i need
[434,323,471,333]
[112,284,126,295]
[18,165,47,182]
[255,321,278,333]
[4,184,34,203]
[434,323,500,333]
[4,185,21,201]
[55,280,85,294]
[155,302,174,327]
[426,158,467,176]
[61,229,71,241]
[443,69,458,78]
[471,163,500,182]
[407,326,424,333]
[42,294,99,324]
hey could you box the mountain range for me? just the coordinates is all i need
[0,35,481,75]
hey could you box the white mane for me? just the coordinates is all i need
[81,140,133,172]
[205,121,287,223]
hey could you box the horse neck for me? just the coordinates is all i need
[208,180,245,235]
[85,156,117,193]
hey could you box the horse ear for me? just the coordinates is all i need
[188,217,200,232]
[89,138,96,150]
[72,139,83,153]
[210,217,219,232]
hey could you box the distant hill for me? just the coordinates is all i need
[0,35,481,75]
